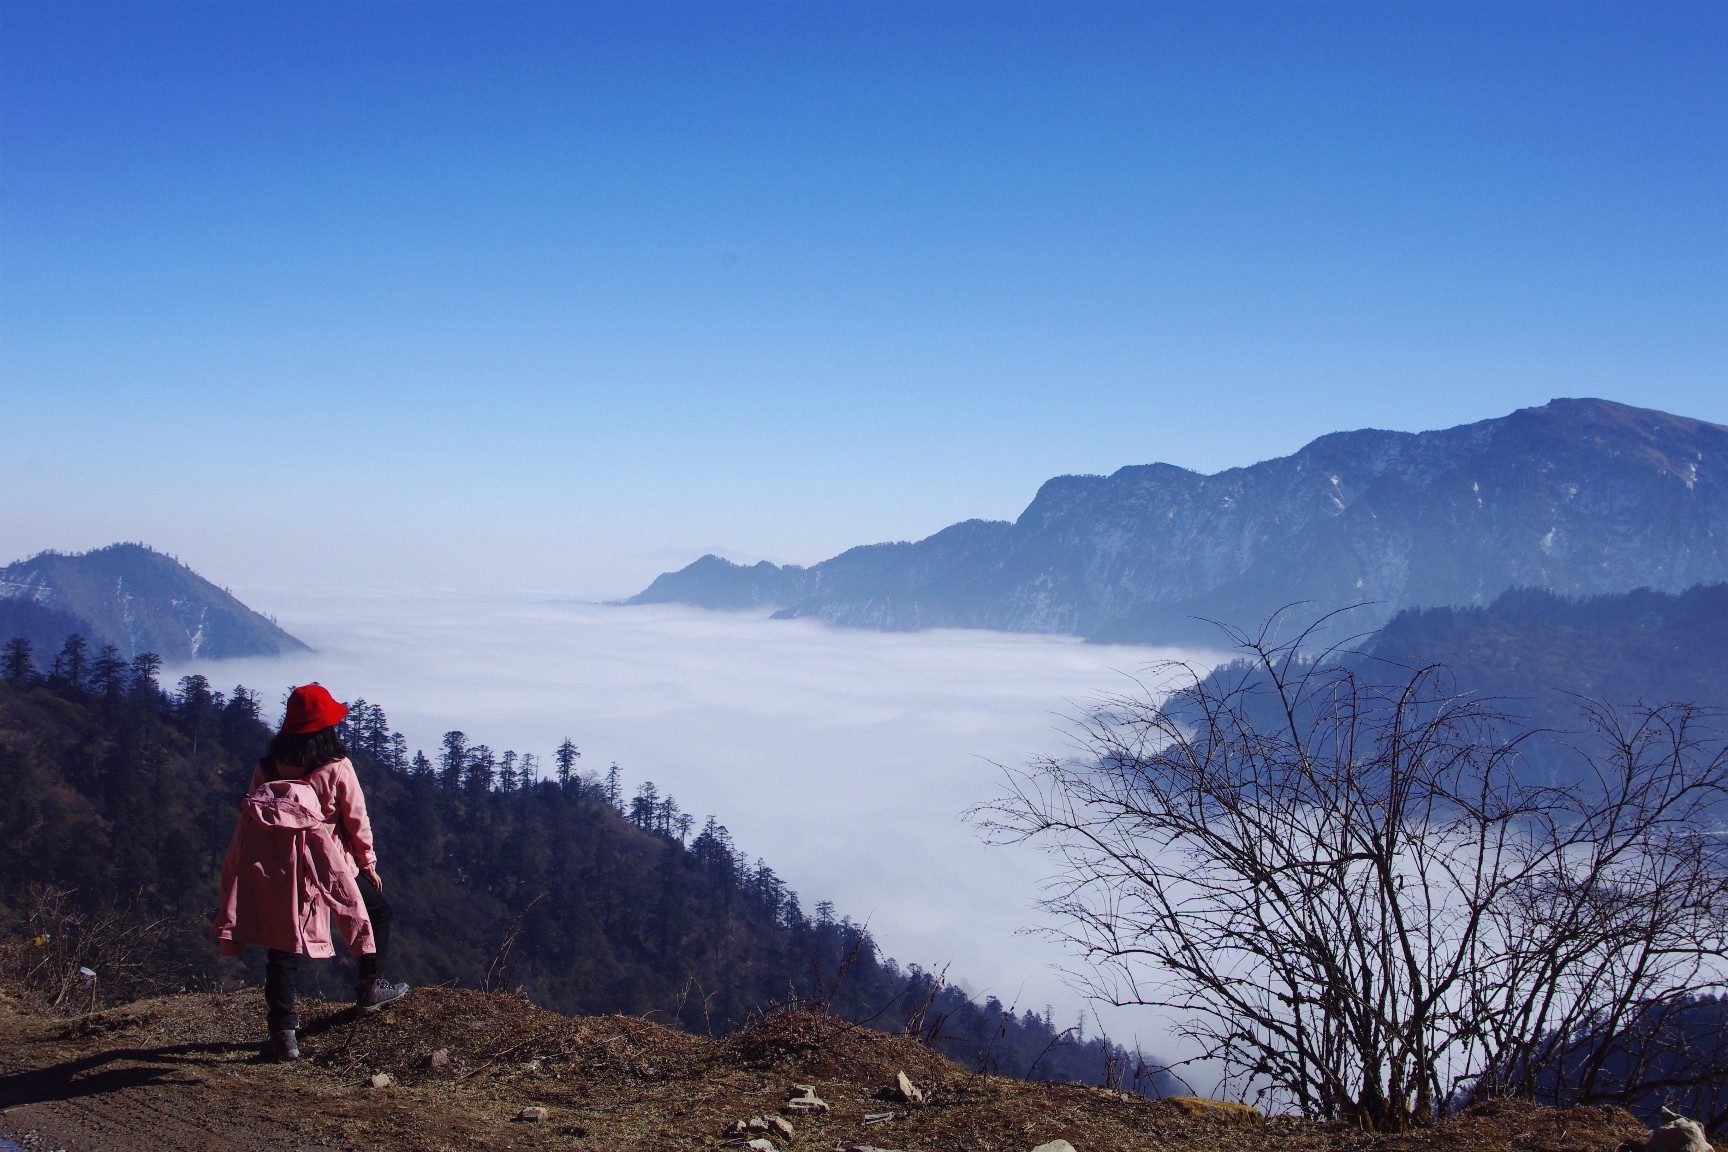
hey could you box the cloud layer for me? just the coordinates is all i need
[177,583,1224,1036]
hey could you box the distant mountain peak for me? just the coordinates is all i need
[0,543,310,660]
[630,398,1728,644]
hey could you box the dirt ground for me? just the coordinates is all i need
[0,986,1657,1152]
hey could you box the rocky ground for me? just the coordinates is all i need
[0,986,1657,1152]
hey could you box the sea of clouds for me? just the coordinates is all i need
[171,583,1226,1048]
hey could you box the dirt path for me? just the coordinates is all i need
[0,1016,346,1152]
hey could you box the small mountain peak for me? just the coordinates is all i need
[0,543,309,660]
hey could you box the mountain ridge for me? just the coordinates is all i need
[630,398,1728,644]
[0,542,310,660]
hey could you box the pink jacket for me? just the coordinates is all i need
[245,757,378,877]
[208,761,378,959]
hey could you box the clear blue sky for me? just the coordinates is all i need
[3,1,1723,595]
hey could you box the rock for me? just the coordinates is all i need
[863,1112,896,1125]
[368,1072,392,1089]
[744,1141,777,1152]
[1031,1142,1078,1152]
[893,1070,925,1105]
[724,1117,792,1144]
[427,1048,450,1068]
[1162,1096,1263,1125]
[782,1084,829,1115]
[516,1106,549,1123]
[1647,1117,1712,1152]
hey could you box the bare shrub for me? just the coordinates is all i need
[0,884,176,1013]
[976,614,1728,1131]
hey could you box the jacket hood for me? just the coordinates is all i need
[242,780,325,831]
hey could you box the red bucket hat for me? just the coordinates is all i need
[283,683,348,734]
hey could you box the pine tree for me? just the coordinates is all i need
[692,817,735,881]
[499,750,519,792]
[129,652,162,694]
[91,645,128,694]
[177,674,214,715]
[630,781,660,829]
[439,731,468,791]
[555,738,580,786]
[1,637,33,683]
[605,762,622,810]
[464,745,495,793]
[54,634,90,691]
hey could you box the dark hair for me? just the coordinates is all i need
[267,724,349,772]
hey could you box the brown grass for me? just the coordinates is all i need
[0,985,1661,1152]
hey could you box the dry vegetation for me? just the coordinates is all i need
[0,984,1658,1152]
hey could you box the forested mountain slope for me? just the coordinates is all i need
[0,635,1150,1088]
[0,543,308,660]
[1368,582,1728,726]
[1177,583,1728,785]
[632,399,1728,645]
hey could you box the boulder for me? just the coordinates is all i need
[1031,1142,1078,1152]
[427,1048,450,1069]
[368,1072,392,1089]
[515,1106,549,1123]
[894,1070,925,1105]
[764,1115,795,1140]
[1646,1117,1712,1152]
[744,1141,777,1152]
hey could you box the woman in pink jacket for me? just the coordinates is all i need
[211,683,408,1060]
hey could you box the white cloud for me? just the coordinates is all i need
[175,584,1226,1044]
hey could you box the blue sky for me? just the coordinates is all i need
[3,1,1723,595]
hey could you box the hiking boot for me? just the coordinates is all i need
[356,977,409,1013]
[270,1029,300,1061]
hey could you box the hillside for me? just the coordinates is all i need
[1175,584,1728,785]
[0,985,1657,1152]
[631,399,1728,645]
[0,543,309,660]
[1368,583,1728,725]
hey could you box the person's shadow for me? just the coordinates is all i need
[0,1041,256,1108]
[0,997,372,1109]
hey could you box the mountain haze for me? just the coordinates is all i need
[632,399,1728,643]
[0,543,310,660]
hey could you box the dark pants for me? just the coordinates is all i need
[264,871,392,1033]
